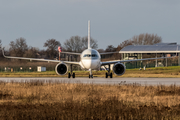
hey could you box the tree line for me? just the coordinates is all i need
[1,33,162,60]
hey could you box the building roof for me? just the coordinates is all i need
[119,43,180,53]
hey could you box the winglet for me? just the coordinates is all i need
[1,47,6,58]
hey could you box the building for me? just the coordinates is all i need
[119,43,180,69]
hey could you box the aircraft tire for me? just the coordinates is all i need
[72,73,75,78]
[110,73,113,78]
[89,75,93,78]
[105,73,108,78]
[68,73,71,78]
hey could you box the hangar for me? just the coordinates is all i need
[119,43,180,69]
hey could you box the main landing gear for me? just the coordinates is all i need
[68,72,75,78]
[105,64,113,78]
[68,64,75,78]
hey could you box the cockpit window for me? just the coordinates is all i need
[83,54,97,57]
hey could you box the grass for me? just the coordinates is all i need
[1,66,180,78]
[1,81,180,119]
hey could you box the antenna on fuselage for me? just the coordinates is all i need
[88,20,91,49]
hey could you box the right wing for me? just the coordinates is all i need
[100,52,119,55]
[2,49,80,65]
[101,57,172,66]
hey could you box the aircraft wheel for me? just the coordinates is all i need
[68,73,71,78]
[89,75,93,78]
[72,73,75,78]
[105,73,108,78]
[110,73,113,78]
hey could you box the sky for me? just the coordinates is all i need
[0,0,180,50]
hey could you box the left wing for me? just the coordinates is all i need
[101,57,171,66]
[60,52,81,55]
[2,49,80,65]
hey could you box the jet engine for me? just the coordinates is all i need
[113,63,126,76]
[55,63,68,75]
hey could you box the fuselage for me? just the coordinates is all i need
[80,49,101,70]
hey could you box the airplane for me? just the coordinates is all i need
[2,21,171,78]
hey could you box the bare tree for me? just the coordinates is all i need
[116,40,133,51]
[130,33,162,45]
[9,37,28,57]
[81,36,98,50]
[101,45,119,60]
[63,36,83,52]
[63,36,98,52]
[23,47,39,58]
[115,33,161,59]
[105,45,116,52]
[116,33,161,51]
[44,39,61,59]
[97,49,105,53]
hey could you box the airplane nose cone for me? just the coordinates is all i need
[81,59,99,69]
[82,59,91,69]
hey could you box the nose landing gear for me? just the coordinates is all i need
[89,69,93,78]
[89,74,93,78]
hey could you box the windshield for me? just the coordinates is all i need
[83,54,98,58]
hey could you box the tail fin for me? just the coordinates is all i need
[88,20,91,49]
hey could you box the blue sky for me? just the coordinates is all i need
[0,0,180,50]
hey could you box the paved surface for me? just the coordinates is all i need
[0,77,180,85]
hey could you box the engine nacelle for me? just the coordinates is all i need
[55,63,68,75]
[113,63,126,76]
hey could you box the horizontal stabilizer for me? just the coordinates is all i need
[60,52,81,55]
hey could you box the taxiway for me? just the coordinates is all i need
[0,77,180,85]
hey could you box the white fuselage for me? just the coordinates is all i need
[80,49,101,70]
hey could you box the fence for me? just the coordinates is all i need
[125,58,179,69]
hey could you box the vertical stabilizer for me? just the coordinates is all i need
[88,20,91,49]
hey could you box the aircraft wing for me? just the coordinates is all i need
[100,52,119,55]
[60,52,81,55]
[2,50,80,65]
[101,57,171,66]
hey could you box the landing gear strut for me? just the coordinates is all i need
[68,64,75,78]
[105,64,113,78]
[89,69,93,78]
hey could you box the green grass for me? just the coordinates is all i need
[0,66,180,77]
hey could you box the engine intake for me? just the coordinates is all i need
[113,63,126,76]
[55,63,68,75]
